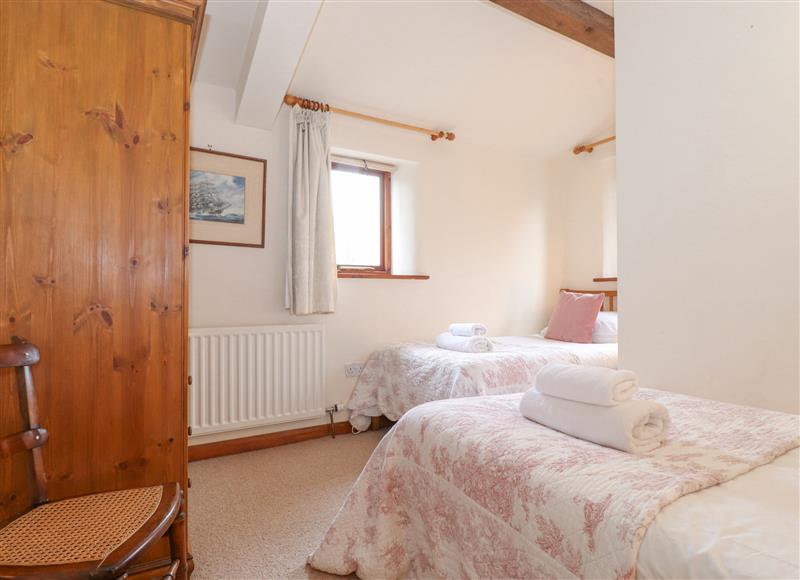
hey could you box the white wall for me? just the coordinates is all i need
[550,145,617,292]
[189,83,562,441]
[616,1,799,413]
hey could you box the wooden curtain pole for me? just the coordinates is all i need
[573,135,615,155]
[283,94,455,142]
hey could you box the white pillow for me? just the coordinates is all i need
[592,311,618,343]
[540,311,617,343]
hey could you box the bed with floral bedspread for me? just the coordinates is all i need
[313,389,799,579]
[346,335,617,431]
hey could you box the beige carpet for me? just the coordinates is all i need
[188,429,386,579]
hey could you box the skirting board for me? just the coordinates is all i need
[188,421,353,462]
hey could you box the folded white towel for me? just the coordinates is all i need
[436,332,493,353]
[448,323,488,337]
[535,363,639,406]
[519,389,670,454]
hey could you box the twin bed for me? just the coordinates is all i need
[347,334,617,431]
[316,289,799,578]
[313,391,799,579]
[347,289,618,432]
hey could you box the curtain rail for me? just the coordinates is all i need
[283,94,455,142]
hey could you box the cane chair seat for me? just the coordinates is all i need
[0,486,163,567]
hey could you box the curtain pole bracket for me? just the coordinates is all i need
[573,135,615,155]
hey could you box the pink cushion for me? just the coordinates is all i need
[545,292,605,343]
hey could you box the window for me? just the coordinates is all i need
[331,161,391,275]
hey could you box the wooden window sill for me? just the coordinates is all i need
[337,271,430,280]
[593,277,617,283]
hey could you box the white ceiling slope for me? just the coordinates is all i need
[583,0,614,16]
[195,0,322,129]
[194,2,259,88]
[236,0,322,128]
[196,0,615,158]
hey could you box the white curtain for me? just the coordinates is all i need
[285,105,337,315]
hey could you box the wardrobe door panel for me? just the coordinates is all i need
[0,0,189,522]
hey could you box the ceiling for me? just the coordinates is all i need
[584,0,614,16]
[195,0,615,158]
[194,1,259,88]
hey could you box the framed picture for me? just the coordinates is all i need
[189,148,266,248]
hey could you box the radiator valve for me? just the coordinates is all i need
[325,403,344,438]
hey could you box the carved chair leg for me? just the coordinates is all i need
[167,501,188,580]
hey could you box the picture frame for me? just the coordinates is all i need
[189,147,267,248]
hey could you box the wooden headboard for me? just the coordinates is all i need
[560,288,617,312]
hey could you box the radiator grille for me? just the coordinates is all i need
[189,325,325,436]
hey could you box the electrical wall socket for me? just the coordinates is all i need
[344,362,364,378]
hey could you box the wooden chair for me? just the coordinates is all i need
[0,340,188,579]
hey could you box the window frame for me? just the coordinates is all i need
[331,161,392,276]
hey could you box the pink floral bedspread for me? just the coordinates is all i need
[311,390,799,579]
[347,336,617,430]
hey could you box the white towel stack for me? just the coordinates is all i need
[448,323,488,337]
[520,363,670,454]
[436,323,493,353]
[535,364,639,406]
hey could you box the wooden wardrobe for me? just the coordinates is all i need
[0,0,204,575]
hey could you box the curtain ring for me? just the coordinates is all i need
[362,159,368,171]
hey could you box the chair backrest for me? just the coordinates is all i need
[0,338,48,505]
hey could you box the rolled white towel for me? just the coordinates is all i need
[535,363,639,406]
[519,388,670,454]
[436,332,493,353]
[448,323,488,337]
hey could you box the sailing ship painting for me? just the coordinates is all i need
[190,170,246,224]
[189,148,266,247]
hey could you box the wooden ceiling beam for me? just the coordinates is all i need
[490,0,614,58]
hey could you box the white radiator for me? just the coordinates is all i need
[189,324,325,437]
